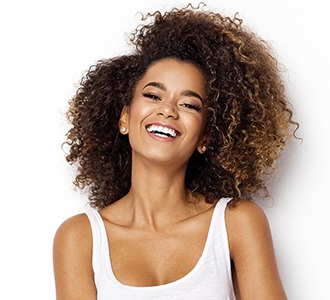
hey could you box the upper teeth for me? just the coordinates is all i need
[147,125,178,138]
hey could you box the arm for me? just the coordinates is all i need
[53,214,97,300]
[226,200,287,300]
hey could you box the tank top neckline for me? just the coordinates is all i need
[93,197,231,291]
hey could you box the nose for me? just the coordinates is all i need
[157,102,178,119]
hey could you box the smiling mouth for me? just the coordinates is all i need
[146,124,180,138]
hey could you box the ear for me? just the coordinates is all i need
[197,135,208,154]
[118,106,129,134]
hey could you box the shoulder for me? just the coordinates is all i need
[54,213,92,245]
[224,200,287,298]
[53,214,96,298]
[225,200,271,257]
[225,199,268,227]
[53,213,93,266]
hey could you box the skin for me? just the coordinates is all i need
[53,59,287,299]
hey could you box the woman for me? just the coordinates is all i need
[53,3,297,299]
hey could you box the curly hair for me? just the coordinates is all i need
[65,3,298,209]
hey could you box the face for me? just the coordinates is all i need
[120,58,207,166]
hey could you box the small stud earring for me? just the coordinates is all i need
[120,127,126,133]
[202,145,207,152]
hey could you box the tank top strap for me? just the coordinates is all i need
[212,197,232,230]
[85,207,111,274]
[208,197,233,275]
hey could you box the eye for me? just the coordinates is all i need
[142,93,161,100]
[179,103,202,111]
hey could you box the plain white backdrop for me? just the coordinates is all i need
[0,0,329,299]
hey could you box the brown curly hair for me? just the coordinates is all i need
[65,3,298,209]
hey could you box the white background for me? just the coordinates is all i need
[0,0,329,299]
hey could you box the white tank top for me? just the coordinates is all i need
[85,197,236,299]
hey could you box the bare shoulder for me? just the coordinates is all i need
[225,200,271,256]
[54,213,91,243]
[53,213,93,259]
[53,213,93,276]
[226,200,269,229]
[53,212,93,269]
[226,199,267,217]
[53,214,96,299]
[225,200,287,299]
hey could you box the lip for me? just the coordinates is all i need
[145,121,182,141]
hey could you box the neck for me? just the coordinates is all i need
[123,154,195,229]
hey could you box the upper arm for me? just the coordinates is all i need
[53,214,97,300]
[226,201,287,300]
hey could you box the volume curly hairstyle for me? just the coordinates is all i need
[65,3,297,209]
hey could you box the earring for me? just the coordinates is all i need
[202,145,207,152]
[120,127,126,133]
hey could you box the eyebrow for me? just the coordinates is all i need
[143,82,166,91]
[143,81,204,102]
[182,90,204,102]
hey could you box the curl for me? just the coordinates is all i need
[64,3,298,208]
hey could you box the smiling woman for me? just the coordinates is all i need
[119,58,207,165]
[53,3,297,300]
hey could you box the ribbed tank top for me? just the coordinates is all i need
[85,197,236,299]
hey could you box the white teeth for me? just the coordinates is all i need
[147,125,178,138]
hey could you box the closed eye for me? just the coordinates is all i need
[180,103,201,111]
[142,93,161,100]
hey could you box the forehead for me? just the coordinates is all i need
[136,58,206,93]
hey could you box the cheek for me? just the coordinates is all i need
[127,101,151,130]
[185,115,205,137]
